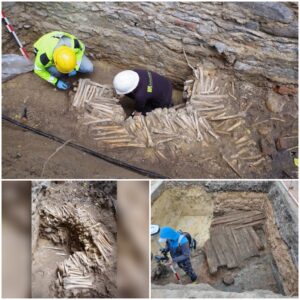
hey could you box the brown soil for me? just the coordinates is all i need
[2,122,145,179]
[151,186,213,254]
[2,59,297,179]
[32,181,117,298]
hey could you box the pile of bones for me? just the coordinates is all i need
[71,64,269,178]
[39,202,116,297]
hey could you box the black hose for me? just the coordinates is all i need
[2,115,169,179]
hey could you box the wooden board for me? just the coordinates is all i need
[212,210,265,227]
[203,239,219,274]
[204,211,265,274]
[210,227,227,267]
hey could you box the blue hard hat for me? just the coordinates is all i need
[159,226,180,241]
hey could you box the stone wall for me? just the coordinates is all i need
[268,182,298,269]
[151,181,271,200]
[2,2,298,86]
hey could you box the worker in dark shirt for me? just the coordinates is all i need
[113,69,173,116]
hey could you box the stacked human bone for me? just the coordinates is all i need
[184,64,268,177]
[73,79,126,123]
[72,78,219,151]
[72,66,268,176]
[40,202,115,297]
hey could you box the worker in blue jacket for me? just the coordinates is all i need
[159,226,197,282]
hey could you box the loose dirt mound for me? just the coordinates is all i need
[32,181,117,298]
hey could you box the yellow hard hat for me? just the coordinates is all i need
[53,46,76,74]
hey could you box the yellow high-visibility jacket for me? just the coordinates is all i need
[33,31,85,85]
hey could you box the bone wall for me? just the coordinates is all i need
[2,2,298,87]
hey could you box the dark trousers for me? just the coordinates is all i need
[177,258,197,281]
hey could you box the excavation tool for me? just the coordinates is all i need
[154,249,182,284]
[2,10,31,61]
[169,263,182,283]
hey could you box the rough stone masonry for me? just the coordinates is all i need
[2,2,298,88]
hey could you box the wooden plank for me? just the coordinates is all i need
[224,226,240,267]
[203,239,219,274]
[233,220,265,230]
[212,211,257,225]
[212,211,264,226]
[232,228,249,261]
[242,227,259,257]
[248,226,264,250]
[210,226,227,267]
[219,227,238,269]
[226,213,265,226]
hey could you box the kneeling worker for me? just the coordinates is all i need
[113,69,173,116]
[33,31,93,90]
[159,226,197,282]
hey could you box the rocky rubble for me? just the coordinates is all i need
[2,2,298,86]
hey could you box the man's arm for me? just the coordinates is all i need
[134,94,147,114]
[34,53,58,85]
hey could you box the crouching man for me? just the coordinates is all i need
[159,226,197,282]
[33,31,93,90]
[113,69,173,116]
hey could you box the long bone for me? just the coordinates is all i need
[91,128,127,136]
[199,117,219,140]
[226,120,244,132]
[140,116,154,147]
[209,103,252,121]
[93,134,130,141]
[106,143,146,148]
[222,155,241,177]
[194,105,225,112]
[193,111,203,141]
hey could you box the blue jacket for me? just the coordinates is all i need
[160,226,190,263]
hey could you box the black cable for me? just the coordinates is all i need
[3,115,169,179]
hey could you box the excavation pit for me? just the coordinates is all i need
[32,181,117,298]
[151,181,298,298]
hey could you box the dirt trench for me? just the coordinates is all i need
[151,184,298,297]
[32,181,117,298]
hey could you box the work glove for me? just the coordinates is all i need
[56,80,70,90]
[68,70,77,77]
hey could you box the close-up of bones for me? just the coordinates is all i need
[32,181,117,298]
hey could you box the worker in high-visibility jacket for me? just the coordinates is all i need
[33,31,93,90]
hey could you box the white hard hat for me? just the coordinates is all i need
[113,70,139,95]
[151,224,160,236]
